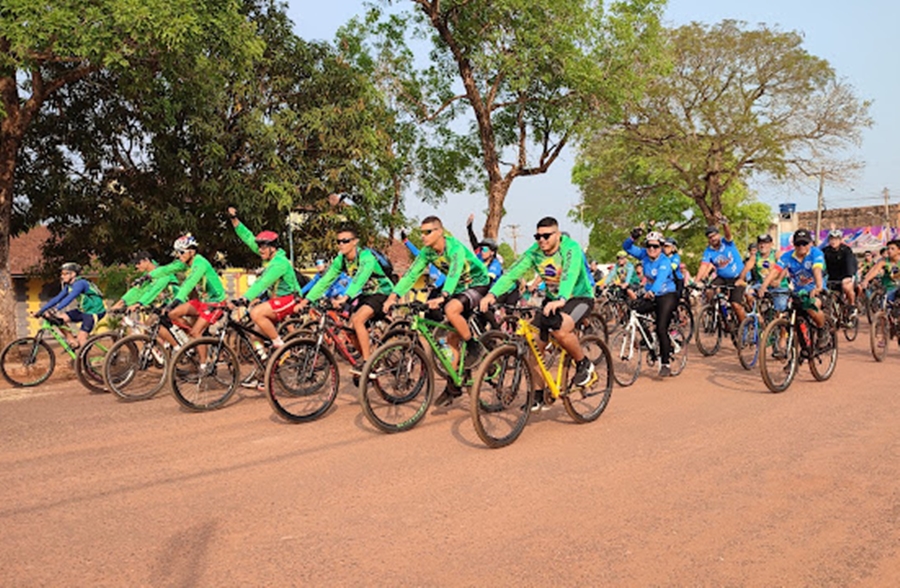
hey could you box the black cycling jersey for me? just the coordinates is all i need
[821,244,857,280]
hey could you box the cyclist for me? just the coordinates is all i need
[758,228,828,347]
[623,229,679,377]
[860,250,875,278]
[228,208,302,355]
[301,258,350,299]
[861,239,900,307]
[35,262,106,349]
[466,214,504,283]
[111,251,179,312]
[602,251,636,300]
[153,234,226,338]
[738,234,790,312]
[662,237,686,300]
[384,215,491,406]
[481,216,596,408]
[400,229,446,304]
[821,228,858,312]
[693,217,747,324]
[296,224,395,368]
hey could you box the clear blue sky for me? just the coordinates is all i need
[286,0,898,250]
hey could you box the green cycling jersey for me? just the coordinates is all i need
[307,247,394,302]
[121,264,179,307]
[393,234,489,297]
[151,254,225,303]
[490,234,593,301]
[234,222,300,300]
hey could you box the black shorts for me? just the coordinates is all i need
[351,294,388,322]
[532,297,593,341]
[451,285,490,317]
[711,277,745,304]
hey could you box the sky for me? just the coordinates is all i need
[285,0,899,250]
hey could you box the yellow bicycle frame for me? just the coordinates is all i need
[514,318,568,400]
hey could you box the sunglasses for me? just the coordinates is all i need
[646,243,661,250]
[336,238,354,245]
[534,232,556,241]
[794,241,811,246]
[421,228,438,236]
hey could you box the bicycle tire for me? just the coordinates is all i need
[75,332,119,393]
[0,337,55,387]
[105,334,169,401]
[758,318,797,393]
[169,337,239,411]
[695,304,722,357]
[359,338,433,433]
[265,337,339,423]
[842,308,859,342]
[668,322,689,377]
[609,328,641,387]
[562,334,613,423]
[809,321,838,382]
[736,316,760,371]
[676,299,694,344]
[870,312,888,362]
[470,343,533,448]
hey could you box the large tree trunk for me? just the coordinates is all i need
[482,177,512,240]
[0,129,21,347]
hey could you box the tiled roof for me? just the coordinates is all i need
[10,225,50,276]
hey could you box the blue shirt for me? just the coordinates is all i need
[301,271,349,298]
[701,238,743,279]
[623,238,676,295]
[669,252,684,281]
[777,247,825,293]
[39,278,106,315]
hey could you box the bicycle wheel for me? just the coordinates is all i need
[105,334,169,401]
[668,322,689,377]
[169,337,239,411]
[609,327,641,387]
[563,334,613,423]
[579,312,608,342]
[842,307,859,342]
[75,332,119,393]
[736,316,761,371]
[695,304,722,356]
[359,338,434,433]
[277,317,308,340]
[0,337,55,387]
[759,318,797,393]
[809,321,838,381]
[265,338,339,423]
[675,299,694,344]
[470,343,533,448]
[870,311,888,362]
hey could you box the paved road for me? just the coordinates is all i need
[2,335,899,586]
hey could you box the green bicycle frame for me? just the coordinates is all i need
[40,319,79,359]
[406,312,470,388]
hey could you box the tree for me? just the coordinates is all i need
[356,0,664,239]
[0,0,261,344]
[574,20,872,239]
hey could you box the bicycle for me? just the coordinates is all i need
[735,291,779,371]
[595,285,630,333]
[869,297,900,361]
[608,301,689,387]
[74,309,135,394]
[824,280,859,342]
[102,306,191,401]
[1,313,85,387]
[695,284,740,357]
[357,301,508,434]
[469,306,613,448]
[758,292,838,393]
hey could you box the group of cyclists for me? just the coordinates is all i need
[28,202,900,408]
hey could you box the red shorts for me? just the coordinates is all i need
[188,299,225,323]
[267,294,299,322]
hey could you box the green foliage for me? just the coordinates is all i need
[497,242,516,269]
[82,259,140,301]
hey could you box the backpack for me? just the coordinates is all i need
[366,248,398,283]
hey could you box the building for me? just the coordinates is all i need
[777,203,899,253]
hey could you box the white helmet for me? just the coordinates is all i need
[173,234,198,253]
[645,231,664,245]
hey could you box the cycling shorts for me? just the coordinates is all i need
[266,294,299,322]
[710,276,745,304]
[65,309,106,333]
[188,299,225,323]
[532,297,593,341]
[350,294,389,322]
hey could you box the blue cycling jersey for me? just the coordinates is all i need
[777,246,825,293]
[701,238,743,279]
[623,238,676,295]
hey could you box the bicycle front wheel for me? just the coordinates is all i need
[675,299,694,344]
[170,337,238,411]
[668,322,689,377]
[1,337,55,387]
[359,338,434,433]
[75,331,119,393]
[759,318,797,393]
[609,328,641,387]
[809,321,838,381]
[736,316,760,371]
[870,312,888,362]
[470,343,533,448]
[563,334,613,423]
[842,309,859,342]
[695,304,722,356]
[265,338,339,423]
[105,334,169,401]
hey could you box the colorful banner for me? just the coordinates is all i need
[781,226,899,253]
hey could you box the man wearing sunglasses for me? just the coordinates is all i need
[384,216,491,406]
[693,216,747,324]
[297,225,395,369]
[481,217,596,408]
[759,229,829,348]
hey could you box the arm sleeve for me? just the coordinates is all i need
[138,276,176,306]
[622,238,645,260]
[440,245,467,295]
[467,223,479,250]
[149,259,187,279]
[490,251,533,297]
[234,222,259,255]
[306,258,344,302]
[392,251,431,297]
[405,241,420,256]
[244,262,285,301]
[345,252,378,299]
[300,273,320,296]
[174,264,204,302]
[120,283,147,306]
[624,264,635,284]
[38,286,68,314]
[54,280,89,310]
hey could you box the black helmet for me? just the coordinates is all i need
[757,234,773,244]
[60,262,81,275]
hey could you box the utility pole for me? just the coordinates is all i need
[506,224,521,255]
[884,187,891,244]
[815,171,825,246]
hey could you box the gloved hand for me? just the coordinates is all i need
[400,230,408,242]
[630,227,644,241]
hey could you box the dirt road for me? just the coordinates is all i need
[2,338,899,586]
